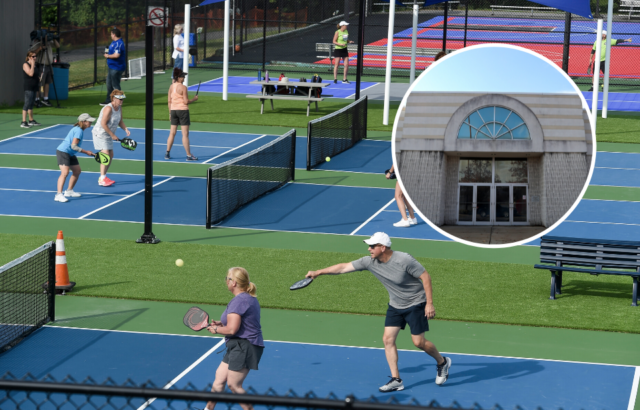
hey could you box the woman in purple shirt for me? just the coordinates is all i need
[206,267,264,410]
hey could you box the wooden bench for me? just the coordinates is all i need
[534,236,640,306]
[315,43,450,65]
[490,5,558,16]
[247,80,328,116]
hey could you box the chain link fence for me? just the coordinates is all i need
[0,373,536,409]
[36,0,640,89]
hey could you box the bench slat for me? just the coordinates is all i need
[540,248,640,260]
[541,242,640,253]
[534,264,640,276]
[540,255,640,268]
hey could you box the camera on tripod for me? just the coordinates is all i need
[30,29,60,43]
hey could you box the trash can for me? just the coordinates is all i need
[48,62,70,100]
[189,33,197,68]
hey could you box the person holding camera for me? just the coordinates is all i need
[29,30,60,108]
[100,28,127,107]
[22,51,41,128]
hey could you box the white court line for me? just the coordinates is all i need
[349,198,396,235]
[590,184,640,189]
[595,166,640,171]
[0,124,62,145]
[0,188,126,197]
[345,82,381,99]
[15,136,234,149]
[297,182,393,190]
[203,134,267,164]
[581,198,640,203]
[137,338,226,410]
[0,166,205,180]
[565,220,640,227]
[629,367,640,410]
[78,177,175,219]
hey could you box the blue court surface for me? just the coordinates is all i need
[0,327,636,410]
[187,76,378,99]
[0,124,389,174]
[582,91,640,112]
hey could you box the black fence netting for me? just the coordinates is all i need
[0,243,56,354]
[307,95,367,170]
[206,129,296,228]
[36,0,640,89]
[0,374,540,410]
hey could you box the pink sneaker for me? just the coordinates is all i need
[99,177,115,187]
[103,177,116,185]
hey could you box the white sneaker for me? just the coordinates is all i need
[409,217,418,225]
[379,377,404,392]
[435,357,452,385]
[393,219,411,228]
[54,193,69,203]
[64,189,81,198]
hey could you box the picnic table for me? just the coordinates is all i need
[246,80,329,116]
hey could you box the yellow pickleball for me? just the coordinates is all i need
[326,157,331,162]
[176,259,184,267]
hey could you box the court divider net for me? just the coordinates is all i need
[0,242,56,353]
[307,96,367,171]
[206,130,296,228]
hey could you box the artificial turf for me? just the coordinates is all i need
[2,233,639,334]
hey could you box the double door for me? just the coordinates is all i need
[458,184,528,225]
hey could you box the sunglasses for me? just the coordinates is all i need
[226,277,234,282]
[368,244,382,249]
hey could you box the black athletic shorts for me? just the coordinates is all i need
[222,338,264,371]
[334,47,349,59]
[170,110,191,126]
[56,150,79,167]
[385,302,429,335]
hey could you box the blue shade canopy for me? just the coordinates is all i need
[199,0,225,5]
[422,0,592,19]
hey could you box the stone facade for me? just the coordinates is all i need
[395,92,591,228]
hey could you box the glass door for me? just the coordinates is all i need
[495,186,511,223]
[458,185,492,225]
[513,185,528,224]
[492,185,528,225]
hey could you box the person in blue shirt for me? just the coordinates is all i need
[55,113,97,203]
[101,28,127,106]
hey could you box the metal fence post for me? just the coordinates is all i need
[561,12,571,73]
[93,0,98,85]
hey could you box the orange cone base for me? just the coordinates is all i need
[55,281,76,292]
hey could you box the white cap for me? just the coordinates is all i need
[77,113,96,122]
[339,21,349,26]
[363,232,392,247]
[602,30,607,36]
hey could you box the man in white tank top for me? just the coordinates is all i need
[92,90,130,186]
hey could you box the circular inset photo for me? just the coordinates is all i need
[393,44,595,247]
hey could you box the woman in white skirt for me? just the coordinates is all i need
[92,89,130,186]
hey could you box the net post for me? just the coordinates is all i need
[355,0,366,100]
[363,95,368,139]
[442,1,448,51]
[47,242,56,322]
[206,167,212,229]
[306,121,312,171]
[290,129,296,181]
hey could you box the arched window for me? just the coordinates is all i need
[458,106,530,140]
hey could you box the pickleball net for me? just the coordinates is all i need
[206,130,297,228]
[0,242,56,353]
[307,96,367,171]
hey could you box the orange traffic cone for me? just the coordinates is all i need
[55,231,76,293]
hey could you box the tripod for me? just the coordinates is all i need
[38,36,63,109]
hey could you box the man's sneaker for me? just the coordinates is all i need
[28,120,42,127]
[435,357,452,385]
[379,377,404,392]
[343,79,350,84]
[393,219,411,228]
[165,152,171,160]
[20,122,31,129]
[333,79,338,84]
[409,217,418,225]
[186,155,198,161]
[54,193,69,203]
[64,189,81,198]
[34,100,42,108]
[41,99,52,107]
[99,177,115,187]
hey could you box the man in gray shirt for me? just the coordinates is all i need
[306,232,452,391]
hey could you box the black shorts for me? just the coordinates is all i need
[222,338,264,371]
[56,150,80,167]
[334,47,349,59]
[170,110,190,126]
[385,302,429,335]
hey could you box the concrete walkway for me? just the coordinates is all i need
[440,225,547,245]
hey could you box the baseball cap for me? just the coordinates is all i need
[77,113,96,122]
[339,21,349,26]
[602,30,607,35]
[363,232,392,247]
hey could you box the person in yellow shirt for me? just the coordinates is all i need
[333,21,355,84]
[587,30,631,91]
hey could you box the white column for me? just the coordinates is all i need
[409,2,418,84]
[223,0,230,100]
[383,0,395,126]
[183,4,190,87]
[591,19,603,130]
[602,0,614,118]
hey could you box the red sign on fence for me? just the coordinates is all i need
[148,7,167,27]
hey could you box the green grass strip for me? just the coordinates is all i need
[2,232,638,334]
[584,185,640,202]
